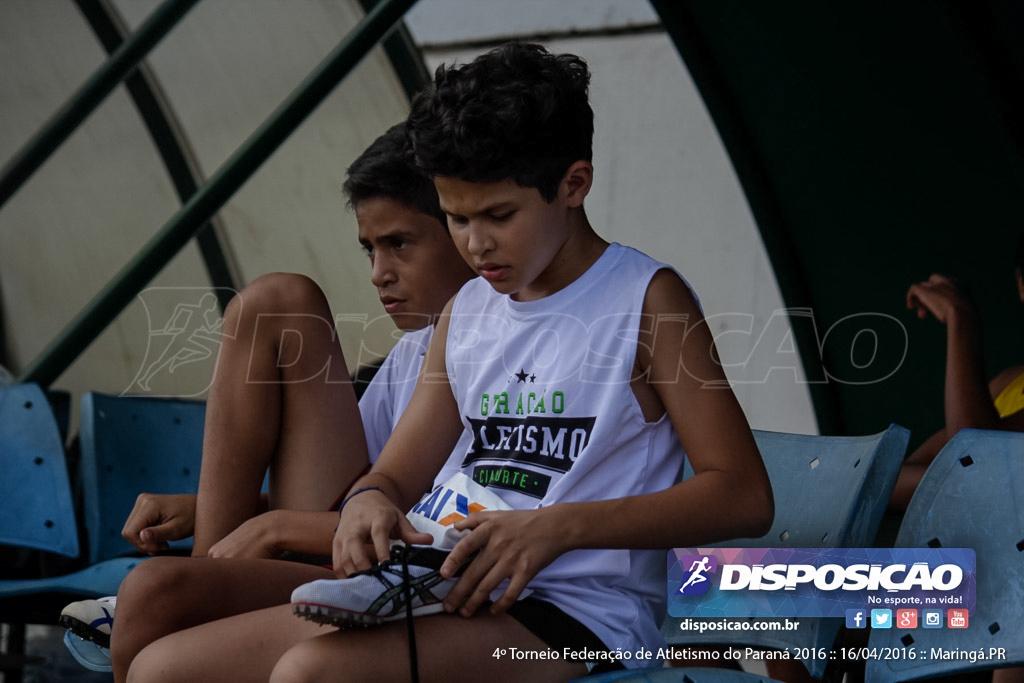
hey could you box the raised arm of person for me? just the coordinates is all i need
[891,274,1024,511]
[906,274,997,434]
[439,268,774,617]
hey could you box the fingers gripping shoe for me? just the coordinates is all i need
[292,545,459,627]
[59,596,116,648]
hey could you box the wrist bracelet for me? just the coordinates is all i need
[337,485,383,517]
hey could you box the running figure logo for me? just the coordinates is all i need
[677,554,717,596]
[127,288,235,396]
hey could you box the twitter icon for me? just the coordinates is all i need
[871,609,893,629]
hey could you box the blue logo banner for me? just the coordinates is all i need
[667,548,975,618]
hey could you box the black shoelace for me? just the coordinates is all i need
[397,544,420,683]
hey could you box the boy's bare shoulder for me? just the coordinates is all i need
[641,267,701,317]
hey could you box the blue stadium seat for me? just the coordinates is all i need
[78,391,205,563]
[865,429,1024,682]
[1,390,206,611]
[0,385,140,681]
[0,383,78,558]
[663,425,910,680]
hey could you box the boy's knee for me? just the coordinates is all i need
[117,557,192,616]
[126,638,184,683]
[270,639,374,683]
[230,272,329,324]
[269,642,321,683]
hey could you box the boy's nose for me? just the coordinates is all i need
[370,256,396,287]
[466,225,494,256]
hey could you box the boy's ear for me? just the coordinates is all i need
[562,160,593,208]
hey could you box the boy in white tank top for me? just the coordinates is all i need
[280,42,774,682]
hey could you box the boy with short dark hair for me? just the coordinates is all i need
[279,42,773,682]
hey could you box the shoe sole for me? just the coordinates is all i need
[292,601,446,628]
[62,631,113,673]
[58,615,111,649]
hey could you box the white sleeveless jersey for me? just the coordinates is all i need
[444,242,690,665]
[358,326,433,463]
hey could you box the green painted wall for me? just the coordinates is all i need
[655,0,1024,447]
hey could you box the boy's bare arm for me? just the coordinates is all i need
[332,298,466,574]
[635,268,774,544]
[906,274,997,433]
[205,509,339,559]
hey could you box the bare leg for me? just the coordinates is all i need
[194,272,368,554]
[112,556,334,683]
[126,604,329,683]
[270,611,589,683]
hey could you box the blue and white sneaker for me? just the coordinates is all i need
[59,595,116,648]
[62,630,112,673]
[292,545,459,627]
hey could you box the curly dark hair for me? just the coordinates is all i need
[342,122,446,225]
[407,42,594,202]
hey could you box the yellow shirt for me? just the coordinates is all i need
[993,370,1024,417]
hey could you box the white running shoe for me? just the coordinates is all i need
[292,545,458,627]
[59,595,116,648]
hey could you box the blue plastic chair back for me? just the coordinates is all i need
[0,383,79,558]
[0,556,144,599]
[663,425,910,679]
[678,425,910,548]
[865,429,1024,682]
[0,386,141,635]
[79,392,205,564]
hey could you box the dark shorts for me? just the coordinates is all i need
[505,597,625,675]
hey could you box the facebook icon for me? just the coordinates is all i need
[846,609,867,629]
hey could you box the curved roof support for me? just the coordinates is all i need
[649,0,840,433]
[18,0,420,388]
[74,0,242,312]
[0,0,199,209]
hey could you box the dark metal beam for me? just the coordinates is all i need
[74,0,242,312]
[18,0,420,388]
[0,0,200,208]
[357,0,431,101]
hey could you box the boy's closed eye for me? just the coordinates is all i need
[447,212,515,227]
